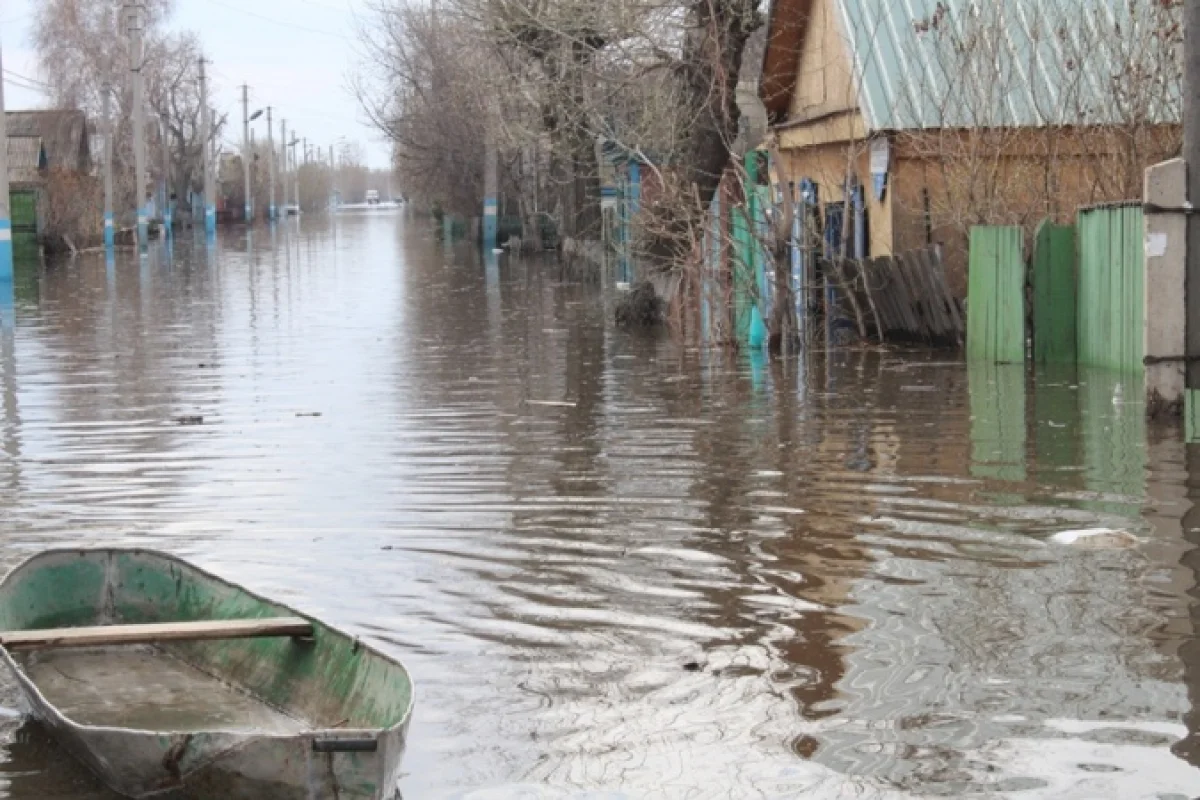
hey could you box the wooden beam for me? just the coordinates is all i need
[0,617,313,650]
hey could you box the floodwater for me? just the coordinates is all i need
[0,211,1198,799]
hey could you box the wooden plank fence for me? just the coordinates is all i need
[849,246,965,346]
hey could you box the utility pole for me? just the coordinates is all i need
[267,107,276,220]
[483,135,498,252]
[1186,0,1200,402]
[293,136,301,211]
[102,84,115,251]
[330,145,337,207]
[242,84,252,223]
[280,119,288,215]
[0,43,12,282]
[199,57,215,235]
[128,1,149,246]
[159,117,171,233]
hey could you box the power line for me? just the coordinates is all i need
[285,0,353,13]
[206,0,351,41]
[3,72,49,96]
[3,69,48,90]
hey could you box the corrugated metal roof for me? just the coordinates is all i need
[5,110,91,172]
[7,136,46,185]
[833,0,1181,131]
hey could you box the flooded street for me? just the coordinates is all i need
[0,211,1198,798]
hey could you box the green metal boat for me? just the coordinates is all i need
[0,548,414,799]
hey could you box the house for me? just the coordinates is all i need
[758,0,1181,295]
[6,110,92,175]
[5,110,96,246]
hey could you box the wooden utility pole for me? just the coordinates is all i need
[199,57,215,235]
[1187,0,1200,394]
[128,2,148,246]
[0,43,11,281]
[267,107,276,220]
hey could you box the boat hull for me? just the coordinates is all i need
[0,549,413,799]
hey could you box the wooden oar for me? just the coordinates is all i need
[0,617,313,650]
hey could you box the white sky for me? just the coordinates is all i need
[0,0,391,168]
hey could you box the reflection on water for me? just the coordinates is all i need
[0,213,1197,798]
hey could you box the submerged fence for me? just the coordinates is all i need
[967,202,1145,372]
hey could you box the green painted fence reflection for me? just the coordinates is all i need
[1031,364,1081,489]
[1078,370,1146,517]
[969,362,1027,483]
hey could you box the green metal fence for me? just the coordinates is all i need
[1031,220,1077,364]
[967,226,1025,363]
[1076,204,1144,372]
[10,190,37,234]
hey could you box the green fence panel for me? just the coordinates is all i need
[967,226,1025,363]
[1076,205,1144,372]
[1031,220,1077,364]
[10,190,37,234]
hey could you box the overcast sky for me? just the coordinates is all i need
[0,0,391,167]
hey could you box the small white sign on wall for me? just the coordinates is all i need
[1146,232,1168,259]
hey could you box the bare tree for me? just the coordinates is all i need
[33,0,220,222]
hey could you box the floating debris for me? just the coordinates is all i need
[526,400,577,408]
[1049,528,1141,549]
[756,506,807,516]
[682,661,703,672]
[296,412,323,418]
[174,415,204,426]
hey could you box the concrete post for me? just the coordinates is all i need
[160,118,172,233]
[129,2,149,246]
[267,108,276,221]
[199,58,216,236]
[1186,0,1200,392]
[242,85,252,223]
[102,85,115,250]
[483,136,498,252]
[0,43,11,282]
[1145,158,1188,419]
[292,139,300,212]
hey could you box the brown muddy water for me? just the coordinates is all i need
[0,211,1198,799]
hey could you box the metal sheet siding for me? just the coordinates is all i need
[967,226,1025,364]
[1076,206,1144,372]
[1031,221,1077,364]
[833,0,1179,131]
